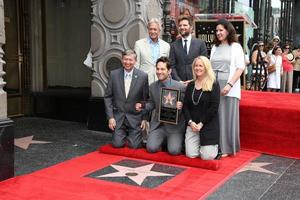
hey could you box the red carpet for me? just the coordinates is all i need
[0,151,260,200]
[240,90,300,159]
[99,144,220,170]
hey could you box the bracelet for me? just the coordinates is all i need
[227,82,233,87]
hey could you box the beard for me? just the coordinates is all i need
[180,31,190,37]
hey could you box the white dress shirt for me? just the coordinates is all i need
[124,70,133,98]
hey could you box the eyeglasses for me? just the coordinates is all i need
[258,45,264,47]
[273,40,279,42]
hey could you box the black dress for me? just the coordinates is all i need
[183,81,220,145]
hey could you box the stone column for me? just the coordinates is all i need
[30,0,44,92]
[0,0,14,181]
[0,0,6,118]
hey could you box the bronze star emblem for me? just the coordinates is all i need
[163,92,175,106]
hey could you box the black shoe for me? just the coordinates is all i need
[215,153,222,160]
[215,150,222,160]
[141,140,147,148]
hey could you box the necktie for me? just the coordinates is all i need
[124,74,131,98]
[184,39,188,54]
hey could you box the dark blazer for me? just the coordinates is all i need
[145,79,186,133]
[104,67,149,129]
[169,38,207,81]
[183,81,220,145]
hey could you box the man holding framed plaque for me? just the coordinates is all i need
[136,57,186,155]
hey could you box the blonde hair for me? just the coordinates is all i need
[192,56,216,91]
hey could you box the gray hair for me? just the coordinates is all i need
[147,18,162,30]
[122,49,137,59]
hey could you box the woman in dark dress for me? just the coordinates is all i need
[183,56,220,160]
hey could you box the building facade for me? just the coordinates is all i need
[0,0,300,181]
[280,0,296,45]
[0,0,299,129]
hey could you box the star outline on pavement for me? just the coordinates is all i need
[97,163,174,185]
[14,135,52,150]
[238,162,277,175]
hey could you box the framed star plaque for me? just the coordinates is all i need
[158,87,180,125]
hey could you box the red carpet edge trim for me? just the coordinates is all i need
[99,144,221,170]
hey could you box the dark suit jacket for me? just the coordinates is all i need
[104,67,149,129]
[145,79,186,133]
[169,38,207,81]
[183,81,220,145]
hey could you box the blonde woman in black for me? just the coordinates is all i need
[183,56,220,160]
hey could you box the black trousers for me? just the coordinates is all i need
[293,70,300,91]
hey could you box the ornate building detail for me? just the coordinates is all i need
[110,33,121,45]
[0,1,3,39]
[122,18,146,49]
[99,0,132,30]
[0,47,6,119]
[90,0,162,97]
[91,23,107,60]
[0,0,6,119]
[146,0,163,21]
[135,1,142,14]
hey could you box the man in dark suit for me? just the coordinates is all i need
[136,57,185,155]
[169,15,207,85]
[104,50,149,149]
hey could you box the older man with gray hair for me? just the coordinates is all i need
[134,18,170,84]
[104,49,149,149]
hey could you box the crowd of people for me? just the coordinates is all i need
[248,36,300,93]
[103,14,297,161]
